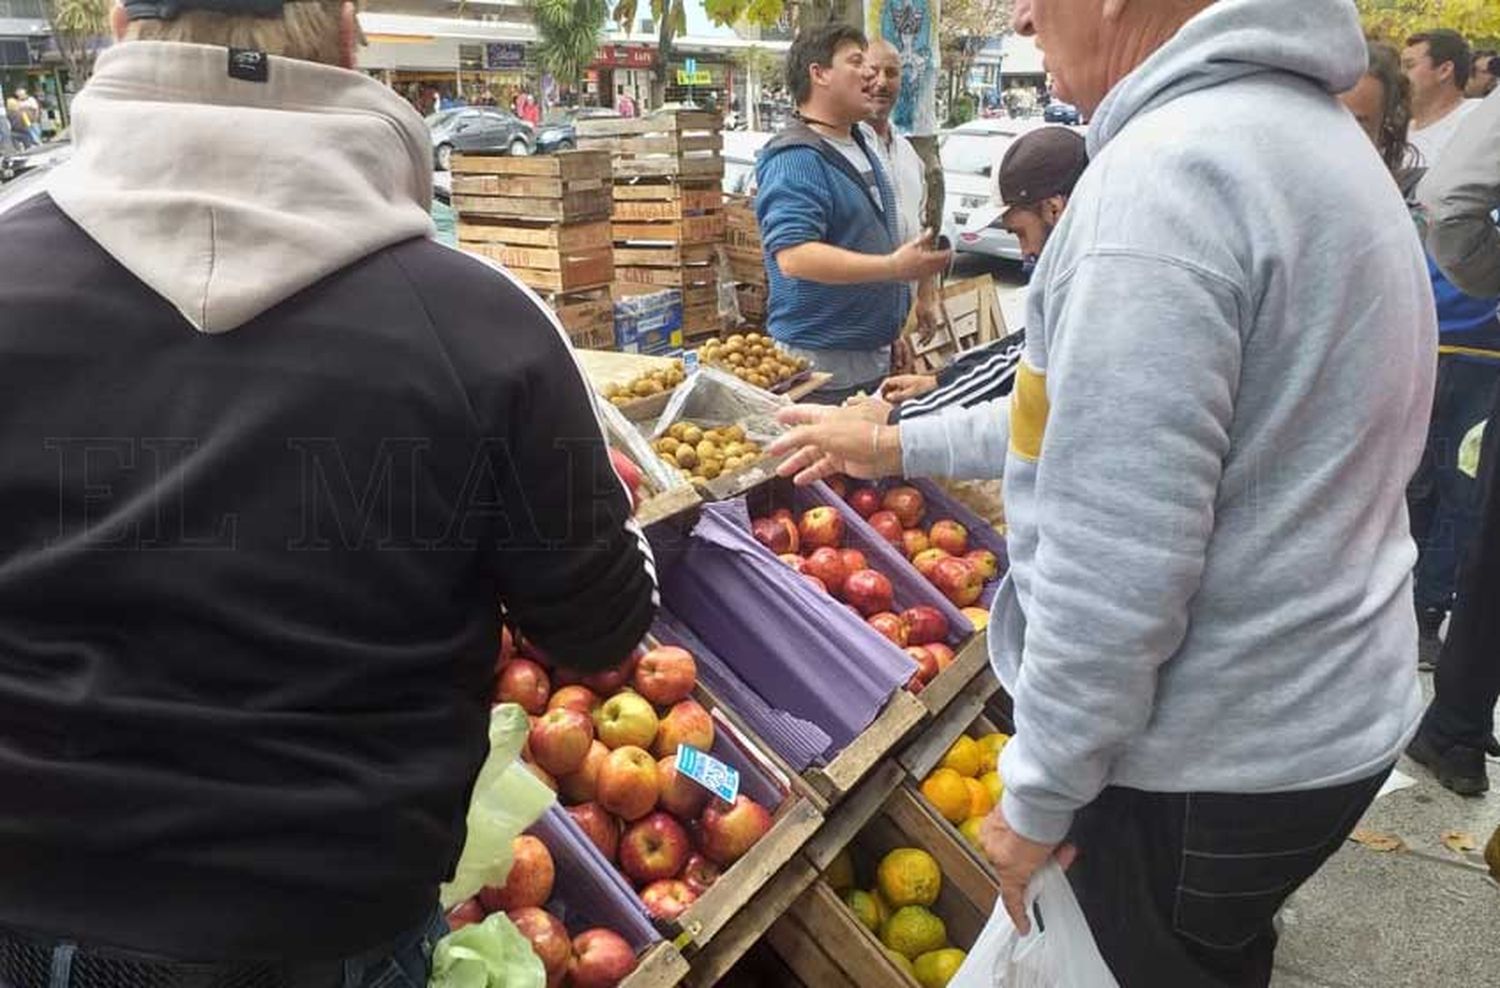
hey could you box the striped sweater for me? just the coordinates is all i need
[755,121,909,352]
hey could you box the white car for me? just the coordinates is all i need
[722,130,772,196]
[938,119,1051,262]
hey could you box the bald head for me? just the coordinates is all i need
[867,38,901,126]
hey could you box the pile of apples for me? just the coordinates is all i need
[831,480,998,626]
[492,634,775,928]
[750,505,957,693]
[446,835,640,987]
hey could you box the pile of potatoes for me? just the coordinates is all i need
[653,420,763,483]
[602,360,687,407]
[698,333,809,391]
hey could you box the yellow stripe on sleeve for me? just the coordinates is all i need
[1010,362,1050,463]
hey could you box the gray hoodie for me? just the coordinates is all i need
[906,0,1436,844]
[1419,90,1500,299]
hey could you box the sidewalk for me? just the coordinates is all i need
[1272,671,1500,987]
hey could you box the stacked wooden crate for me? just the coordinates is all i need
[452,150,616,349]
[725,195,767,329]
[577,111,728,342]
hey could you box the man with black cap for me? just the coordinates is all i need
[0,0,657,979]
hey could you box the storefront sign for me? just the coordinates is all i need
[596,44,655,69]
[484,43,526,70]
[675,69,712,86]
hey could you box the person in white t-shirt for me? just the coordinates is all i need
[1403,29,1480,168]
[863,39,942,366]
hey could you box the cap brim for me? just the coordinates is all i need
[961,204,1006,235]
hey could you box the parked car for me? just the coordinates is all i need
[428,108,534,171]
[1043,101,1082,125]
[535,107,621,154]
[938,119,1039,263]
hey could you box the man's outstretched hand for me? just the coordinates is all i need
[768,401,904,485]
[889,229,953,282]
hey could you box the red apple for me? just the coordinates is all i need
[751,515,800,555]
[848,486,883,518]
[867,510,905,548]
[657,754,712,819]
[529,707,595,777]
[926,642,956,670]
[931,556,984,607]
[901,605,950,646]
[680,852,723,896]
[698,795,773,866]
[596,745,660,821]
[912,547,952,579]
[640,880,698,922]
[479,834,554,912]
[654,699,715,758]
[881,486,927,528]
[507,907,572,987]
[842,568,895,616]
[569,928,639,988]
[559,739,610,804]
[901,528,930,559]
[594,691,659,750]
[633,646,697,706]
[962,606,990,630]
[609,447,643,510]
[804,574,828,594]
[548,684,600,717]
[620,811,692,884]
[446,897,486,931]
[496,658,551,715]
[803,546,848,589]
[771,507,794,523]
[929,519,969,556]
[567,802,621,862]
[825,475,851,499]
[797,506,845,550]
[905,645,939,684]
[965,548,1000,581]
[779,553,807,573]
[906,673,927,694]
[838,548,869,574]
[869,612,910,648]
[582,655,639,695]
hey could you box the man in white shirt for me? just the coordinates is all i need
[1403,29,1479,167]
[864,39,943,360]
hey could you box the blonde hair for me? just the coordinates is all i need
[124,2,345,66]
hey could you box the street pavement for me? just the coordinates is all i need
[950,253,1500,987]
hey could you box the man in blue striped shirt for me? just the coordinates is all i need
[756,21,951,404]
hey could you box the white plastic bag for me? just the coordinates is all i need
[950,861,1118,988]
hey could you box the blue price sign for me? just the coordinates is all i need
[675,744,739,803]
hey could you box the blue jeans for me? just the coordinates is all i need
[3,909,448,988]
[1409,352,1500,613]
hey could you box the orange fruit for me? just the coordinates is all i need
[963,777,994,818]
[921,768,972,824]
[876,848,942,907]
[940,736,982,779]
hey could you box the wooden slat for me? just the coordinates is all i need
[451,149,611,180]
[453,187,613,223]
[915,629,990,716]
[617,941,690,988]
[613,155,725,180]
[615,180,724,202]
[575,111,722,138]
[764,913,860,988]
[802,759,907,871]
[787,882,917,987]
[883,785,1000,916]
[464,243,613,292]
[897,668,1000,780]
[616,265,716,288]
[612,191,723,221]
[615,242,718,267]
[680,856,820,988]
[578,132,725,155]
[806,689,928,803]
[456,218,611,250]
[857,813,989,952]
[613,214,726,245]
[450,173,606,197]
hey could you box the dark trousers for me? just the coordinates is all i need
[1410,353,1500,613]
[0,910,447,988]
[1424,378,1500,748]
[1066,768,1391,988]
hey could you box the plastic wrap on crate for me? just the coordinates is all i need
[651,366,788,443]
[653,610,832,773]
[654,499,917,755]
[596,395,687,495]
[909,477,1011,608]
[531,804,661,951]
[788,480,975,645]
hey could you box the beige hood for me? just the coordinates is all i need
[47,41,435,333]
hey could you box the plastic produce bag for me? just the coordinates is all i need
[950,861,1118,988]
[595,395,689,495]
[651,366,789,444]
[430,912,545,988]
[440,704,556,909]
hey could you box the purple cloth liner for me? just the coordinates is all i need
[653,610,833,774]
[785,479,975,644]
[834,477,1011,609]
[650,499,916,758]
[531,803,661,952]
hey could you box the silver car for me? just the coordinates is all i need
[938,119,1047,262]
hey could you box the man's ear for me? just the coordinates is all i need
[340,1,357,70]
[111,2,130,42]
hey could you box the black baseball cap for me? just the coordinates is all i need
[125,0,285,19]
[964,126,1089,232]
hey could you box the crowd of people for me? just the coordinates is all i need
[0,87,45,152]
[0,0,1496,987]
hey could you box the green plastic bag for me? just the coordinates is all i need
[440,703,556,910]
[430,912,546,988]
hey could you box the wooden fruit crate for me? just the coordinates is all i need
[451,150,614,223]
[725,197,761,249]
[463,240,614,293]
[909,276,1008,373]
[577,111,725,181]
[726,248,766,286]
[803,689,928,804]
[616,242,719,268]
[453,149,613,181]
[457,217,611,250]
[617,279,717,311]
[613,213,727,247]
[546,285,615,349]
[616,265,717,290]
[736,283,766,321]
[899,706,1015,878]
[682,302,723,340]
[613,186,723,221]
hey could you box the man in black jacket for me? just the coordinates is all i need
[0,0,656,981]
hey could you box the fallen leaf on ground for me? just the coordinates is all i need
[1441,830,1478,853]
[1348,827,1406,852]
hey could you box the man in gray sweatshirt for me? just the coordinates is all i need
[780,1,1434,984]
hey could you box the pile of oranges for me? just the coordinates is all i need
[919,731,1009,846]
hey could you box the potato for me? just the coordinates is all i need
[610,396,629,407]
[659,452,678,467]
[668,422,690,441]
[658,436,680,455]
[680,424,703,445]
[723,441,746,459]
[674,446,699,469]
[723,456,742,471]
[698,460,723,481]
[696,440,719,461]
[726,334,746,346]
[724,424,746,443]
